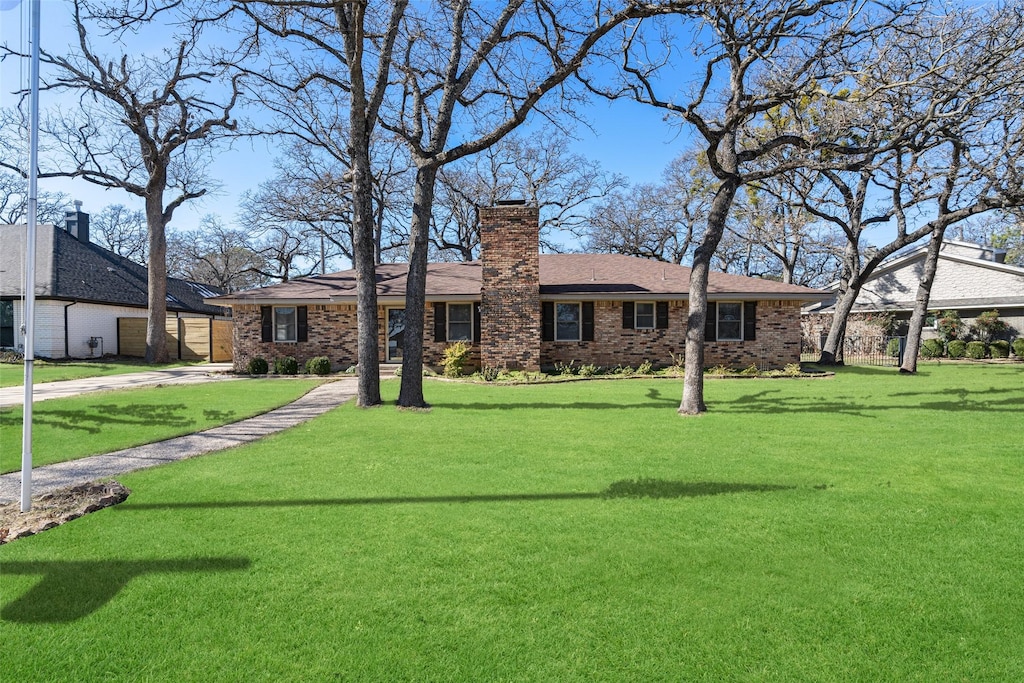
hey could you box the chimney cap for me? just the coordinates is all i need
[73,200,83,211]
[495,199,527,206]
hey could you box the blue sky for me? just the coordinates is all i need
[1,2,689,242]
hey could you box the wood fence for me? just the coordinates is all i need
[117,317,233,362]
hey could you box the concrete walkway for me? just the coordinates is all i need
[0,377,359,504]
[0,363,237,408]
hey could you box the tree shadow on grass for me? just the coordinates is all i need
[717,386,1023,416]
[1,557,250,623]
[0,403,198,435]
[119,478,800,511]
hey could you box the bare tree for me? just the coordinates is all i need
[231,0,408,406]
[384,0,691,408]
[0,170,69,225]
[168,214,269,291]
[431,129,626,260]
[91,204,147,263]
[601,0,878,414]
[0,0,241,362]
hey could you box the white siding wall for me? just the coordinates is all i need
[861,257,1024,307]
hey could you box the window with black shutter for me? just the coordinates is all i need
[582,302,594,341]
[622,301,635,329]
[656,301,669,329]
[743,302,757,341]
[433,302,446,342]
[704,303,717,342]
[473,303,481,343]
[260,306,273,342]
[541,302,554,341]
[297,305,308,342]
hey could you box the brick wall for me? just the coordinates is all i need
[542,299,803,370]
[478,203,541,371]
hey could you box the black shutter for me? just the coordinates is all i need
[260,306,272,342]
[622,301,635,329]
[542,301,554,341]
[656,301,669,329]
[743,301,757,341]
[433,302,446,342]
[297,305,308,342]
[704,303,717,342]
[582,301,595,341]
[473,302,481,343]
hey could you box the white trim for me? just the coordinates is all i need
[634,301,656,329]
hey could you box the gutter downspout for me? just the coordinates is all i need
[64,301,77,358]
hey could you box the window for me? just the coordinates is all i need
[717,302,743,341]
[275,307,297,341]
[448,303,472,341]
[556,303,580,341]
[260,305,308,343]
[635,302,655,329]
[0,300,13,348]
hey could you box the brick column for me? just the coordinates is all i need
[479,202,541,371]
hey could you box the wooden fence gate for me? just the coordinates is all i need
[117,317,233,362]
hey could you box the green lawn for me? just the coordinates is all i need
[1,379,322,472]
[2,365,1023,681]
[0,359,197,388]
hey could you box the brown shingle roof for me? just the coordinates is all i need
[208,254,827,304]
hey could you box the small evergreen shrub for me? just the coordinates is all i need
[946,340,967,359]
[305,356,331,375]
[989,340,1010,358]
[936,310,964,343]
[971,310,1008,343]
[965,341,987,359]
[274,356,299,375]
[247,357,269,375]
[886,338,901,357]
[443,341,472,377]
[920,339,944,358]
[1013,338,1024,357]
[637,360,654,375]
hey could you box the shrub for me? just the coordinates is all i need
[936,310,964,343]
[247,357,269,375]
[971,310,1008,343]
[305,356,331,376]
[274,356,299,375]
[886,338,901,358]
[965,341,987,360]
[554,360,578,376]
[614,365,635,376]
[637,360,654,375]
[740,363,760,376]
[1013,338,1024,357]
[442,341,472,377]
[668,351,685,371]
[946,340,967,359]
[578,363,599,377]
[707,364,733,376]
[920,339,944,358]
[481,366,500,382]
[989,340,1010,358]
[783,363,802,377]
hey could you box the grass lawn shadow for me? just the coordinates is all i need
[0,403,201,435]
[119,478,801,512]
[1,557,250,623]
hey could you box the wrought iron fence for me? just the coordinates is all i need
[802,334,905,367]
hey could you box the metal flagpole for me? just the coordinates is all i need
[21,0,41,513]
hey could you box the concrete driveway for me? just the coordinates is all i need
[0,363,237,408]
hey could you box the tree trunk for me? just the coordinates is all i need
[398,163,438,408]
[679,177,739,415]
[144,189,169,364]
[900,226,945,374]
[817,241,861,365]
[342,2,382,407]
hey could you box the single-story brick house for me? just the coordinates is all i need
[209,202,830,373]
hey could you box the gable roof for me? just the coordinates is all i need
[0,223,226,315]
[208,253,827,305]
[805,239,1024,313]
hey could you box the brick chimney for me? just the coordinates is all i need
[65,200,90,244]
[479,200,541,371]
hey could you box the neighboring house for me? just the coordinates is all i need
[1,208,229,359]
[803,239,1024,346]
[211,202,829,373]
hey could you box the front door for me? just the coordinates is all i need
[387,308,405,362]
